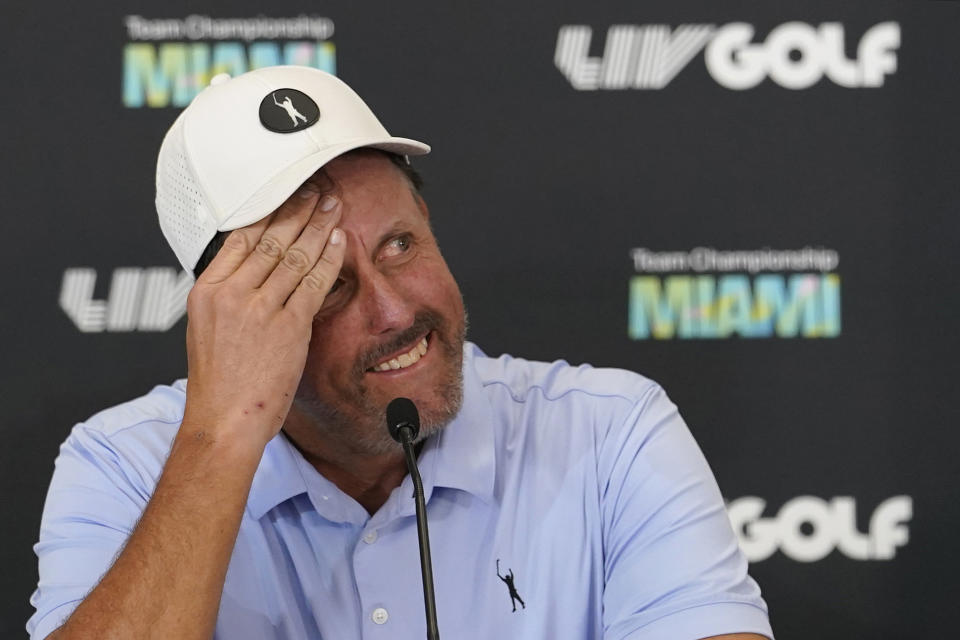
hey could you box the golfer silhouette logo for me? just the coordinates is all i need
[496,559,526,612]
[272,92,308,128]
[258,88,320,133]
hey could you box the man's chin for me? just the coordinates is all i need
[362,331,465,427]
[364,367,464,440]
[293,311,467,457]
[405,375,465,436]
[292,361,464,457]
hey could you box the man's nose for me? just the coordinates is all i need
[359,270,415,336]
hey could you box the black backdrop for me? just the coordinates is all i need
[3,1,958,637]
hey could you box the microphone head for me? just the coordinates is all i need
[386,397,420,443]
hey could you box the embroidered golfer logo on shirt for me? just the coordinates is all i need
[258,89,320,133]
[496,559,526,612]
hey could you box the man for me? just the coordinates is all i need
[28,66,773,639]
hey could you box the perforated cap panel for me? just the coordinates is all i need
[156,114,219,273]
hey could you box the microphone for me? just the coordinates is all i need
[387,396,420,443]
[386,398,440,640]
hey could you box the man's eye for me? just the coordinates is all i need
[329,278,344,294]
[381,235,412,259]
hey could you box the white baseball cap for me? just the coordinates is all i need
[155,65,430,272]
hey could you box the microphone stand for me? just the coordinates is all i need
[397,426,440,640]
[387,397,440,640]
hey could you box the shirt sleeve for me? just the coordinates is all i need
[27,424,152,640]
[598,384,774,640]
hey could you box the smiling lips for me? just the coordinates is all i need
[370,336,429,372]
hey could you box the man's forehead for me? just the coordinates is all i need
[317,149,400,183]
[316,151,424,231]
[306,152,402,200]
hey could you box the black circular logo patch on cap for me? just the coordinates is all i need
[258,89,320,133]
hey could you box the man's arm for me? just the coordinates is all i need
[44,422,263,640]
[41,179,345,640]
[600,384,773,640]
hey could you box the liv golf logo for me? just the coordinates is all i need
[60,268,191,332]
[628,247,840,340]
[555,21,900,90]
[728,496,912,562]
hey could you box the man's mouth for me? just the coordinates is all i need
[368,335,429,372]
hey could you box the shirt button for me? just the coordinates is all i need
[371,607,389,624]
[362,530,378,544]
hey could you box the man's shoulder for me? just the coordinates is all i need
[466,343,662,410]
[43,380,188,515]
[62,380,188,471]
[461,345,688,489]
[79,379,188,438]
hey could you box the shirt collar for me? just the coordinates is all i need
[421,342,497,504]
[246,429,309,520]
[245,342,497,521]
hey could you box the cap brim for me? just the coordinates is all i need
[220,136,430,231]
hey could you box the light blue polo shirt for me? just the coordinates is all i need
[29,343,772,639]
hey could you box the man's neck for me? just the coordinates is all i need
[281,412,409,515]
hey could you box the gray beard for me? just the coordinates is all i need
[292,368,463,456]
[292,311,467,456]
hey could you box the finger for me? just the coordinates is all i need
[259,194,343,306]
[284,227,347,320]
[195,171,337,286]
[196,217,272,285]
[231,183,332,288]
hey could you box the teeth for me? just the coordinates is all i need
[373,337,429,372]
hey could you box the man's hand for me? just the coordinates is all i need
[46,178,347,640]
[181,174,346,450]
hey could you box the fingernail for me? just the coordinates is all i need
[298,182,320,199]
[319,195,338,211]
[330,228,344,245]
